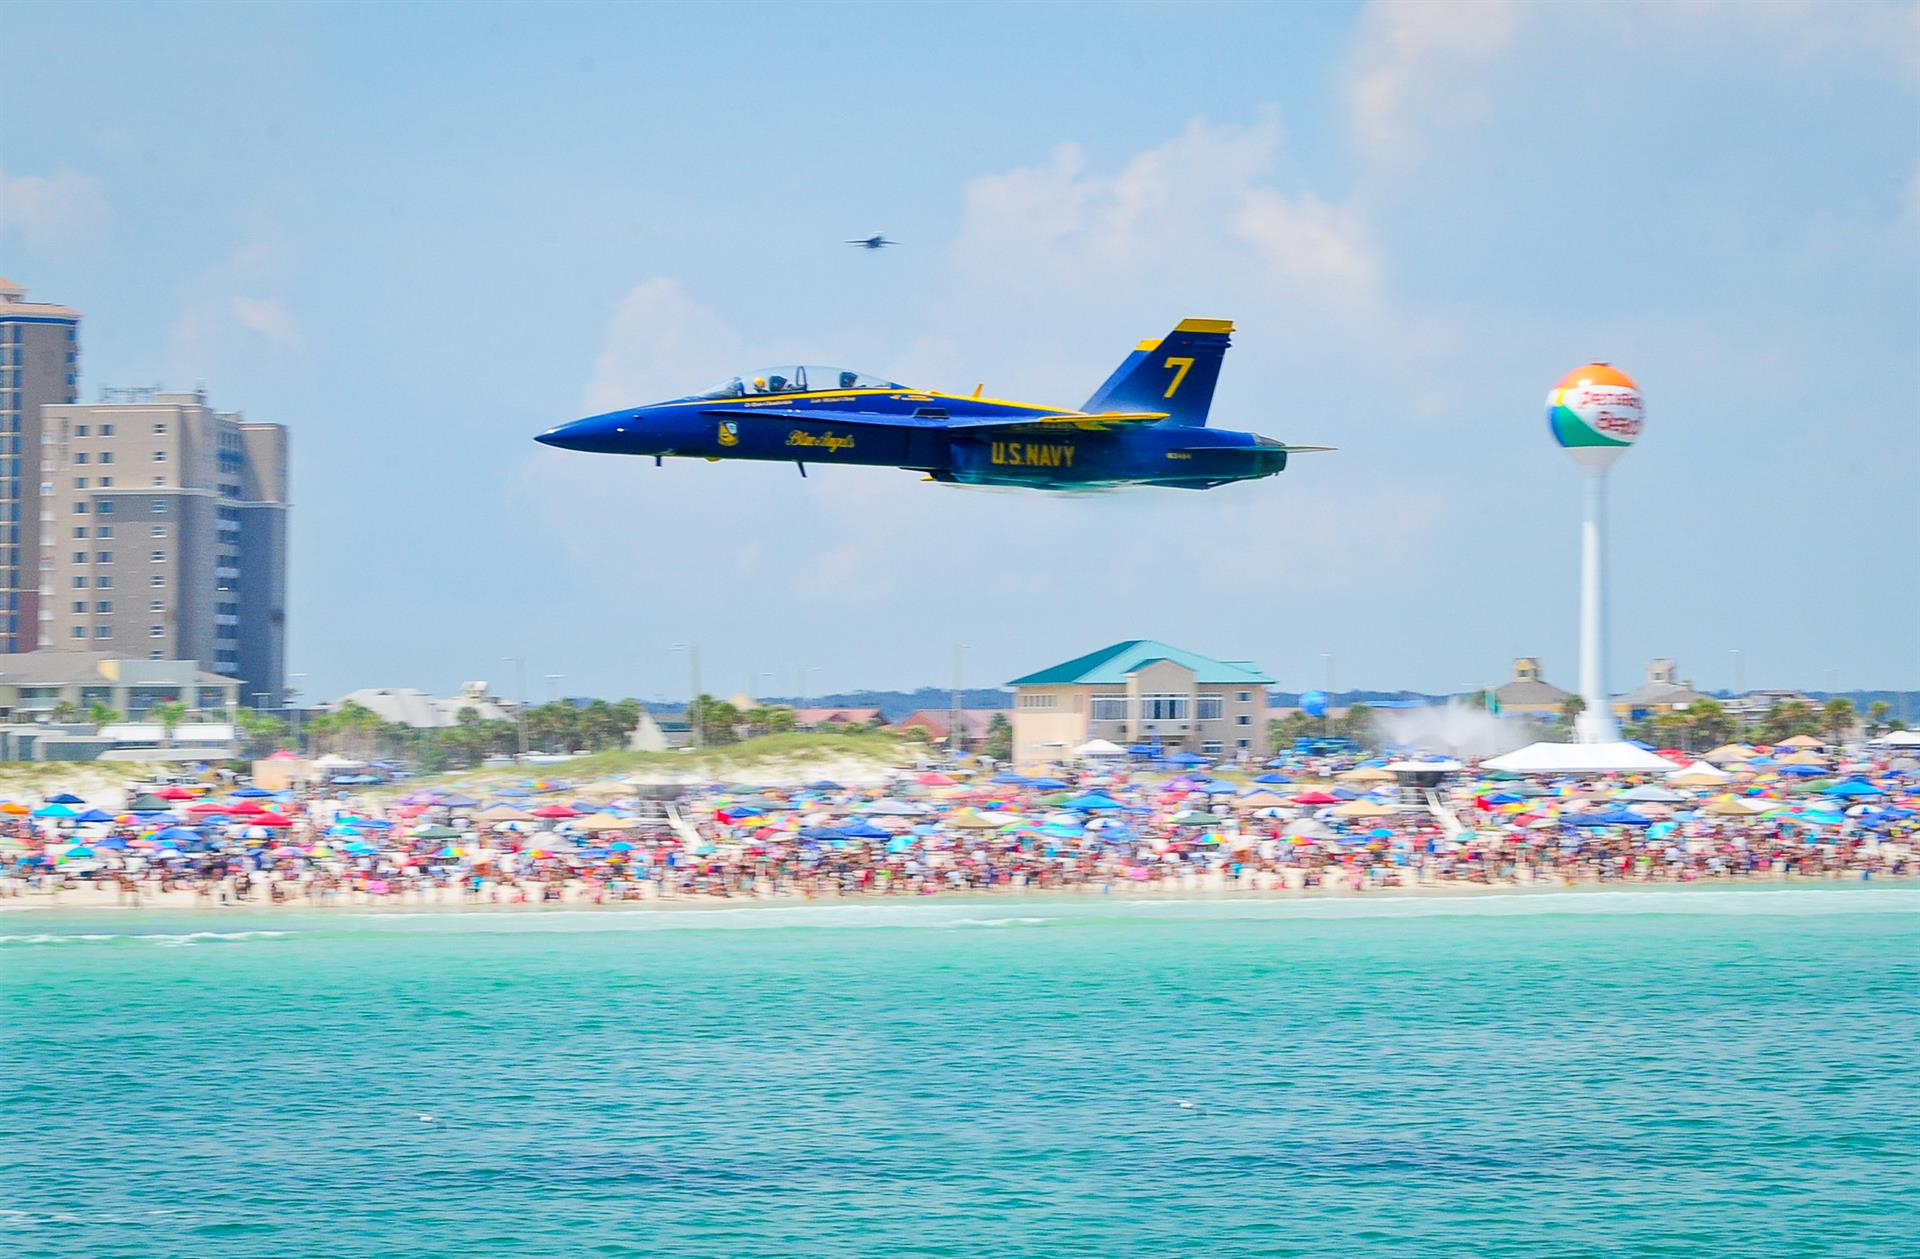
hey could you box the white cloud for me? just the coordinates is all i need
[1346,0,1523,167]
[586,277,743,412]
[229,297,301,348]
[0,169,109,255]
[1235,192,1379,309]
[951,109,1380,330]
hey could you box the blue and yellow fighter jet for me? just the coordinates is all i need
[536,318,1330,490]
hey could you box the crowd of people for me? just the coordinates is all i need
[2,739,1914,908]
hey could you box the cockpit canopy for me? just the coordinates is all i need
[694,365,905,399]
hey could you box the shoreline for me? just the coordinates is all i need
[5,869,1913,917]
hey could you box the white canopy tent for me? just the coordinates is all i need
[1481,741,1676,775]
[1073,738,1127,761]
[1873,730,1920,748]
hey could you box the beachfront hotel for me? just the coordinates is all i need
[36,389,288,709]
[0,277,81,654]
[1007,639,1273,766]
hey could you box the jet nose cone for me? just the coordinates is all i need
[536,412,624,453]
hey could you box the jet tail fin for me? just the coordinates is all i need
[1083,318,1232,427]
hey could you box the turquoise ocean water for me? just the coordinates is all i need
[3,885,1916,1258]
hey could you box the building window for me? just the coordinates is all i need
[70,626,84,639]
[70,601,84,614]
[1198,694,1223,721]
[1089,696,1128,722]
[95,600,110,613]
[150,550,164,562]
[72,527,86,539]
[1236,691,1251,702]
[150,574,164,587]
[99,452,113,464]
[151,525,166,538]
[94,626,110,638]
[1237,738,1251,750]
[149,500,164,514]
[75,425,89,437]
[1236,714,1251,726]
[99,477,112,487]
[73,502,86,514]
[149,600,163,613]
[97,502,113,515]
[153,422,167,434]
[71,576,85,589]
[1202,740,1224,756]
[1140,694,1189,721]
[74,453,88,465]
[95,551,110,563]
[71,551,85,564]
[149,625,164,638]
[152,451,166,463]
[100,424,113,437]
[98,525,112,538]
[95,576,110,588]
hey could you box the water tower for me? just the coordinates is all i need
[1547,364,1645,743]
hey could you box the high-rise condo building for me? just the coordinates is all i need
[0,277,81,653]
[38,390,288,706]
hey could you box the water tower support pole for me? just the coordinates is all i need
[1575,466,1619,743]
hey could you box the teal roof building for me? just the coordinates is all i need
[1007,640,1274,766]
[1009,640,1274,688]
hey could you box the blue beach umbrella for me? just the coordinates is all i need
[1823,780,1881,798]
[1253,773,1292,784]
[1027,777,1069,790]
[1062,793,1123,810]
[47,793,85,805]
[32,804,75,819]
[76,809,117,823]
[231,787,275,798]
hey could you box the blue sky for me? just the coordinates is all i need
[3,0,1915,703]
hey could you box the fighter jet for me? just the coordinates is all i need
[845,235,896,250]
[536,318,1331,491]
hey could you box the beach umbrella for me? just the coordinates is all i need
[414,824,463,840]
[63,844,96,858]
[1171,809,1216,826]
[152,826,201,843]
[1026,777,1069,789]
[252,812,294,828]
[1062,793,1123,810]
[75,809,117,823]
[155,785,197,800]
[47,792,85,805]
[1618,784,1686,803]
[1253,773,1292,784]
[1292,791,1340,806]
[1823,780,1882,798]
[32,803,75,819]
[231,787,275,798]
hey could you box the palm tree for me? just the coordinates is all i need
[150,700,188,746]
[1866,701,1892,737]
[49,700,79,724]
[1820,697,1856,747]
[87,700,123,728]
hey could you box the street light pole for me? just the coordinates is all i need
[673,643,702,748]
[503,656,528,760]
[287,671,306,752]
[1320,652,1335,736]
[951,643,970,760]
[1729,649,1744,738]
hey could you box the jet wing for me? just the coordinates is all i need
[700,406,1167,432]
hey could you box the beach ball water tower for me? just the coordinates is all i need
[1547,363,1645,743]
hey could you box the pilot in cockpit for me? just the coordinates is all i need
[839,371,859,390]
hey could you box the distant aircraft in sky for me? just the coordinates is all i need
[536,318,1331,491]
[846,234,896,250]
